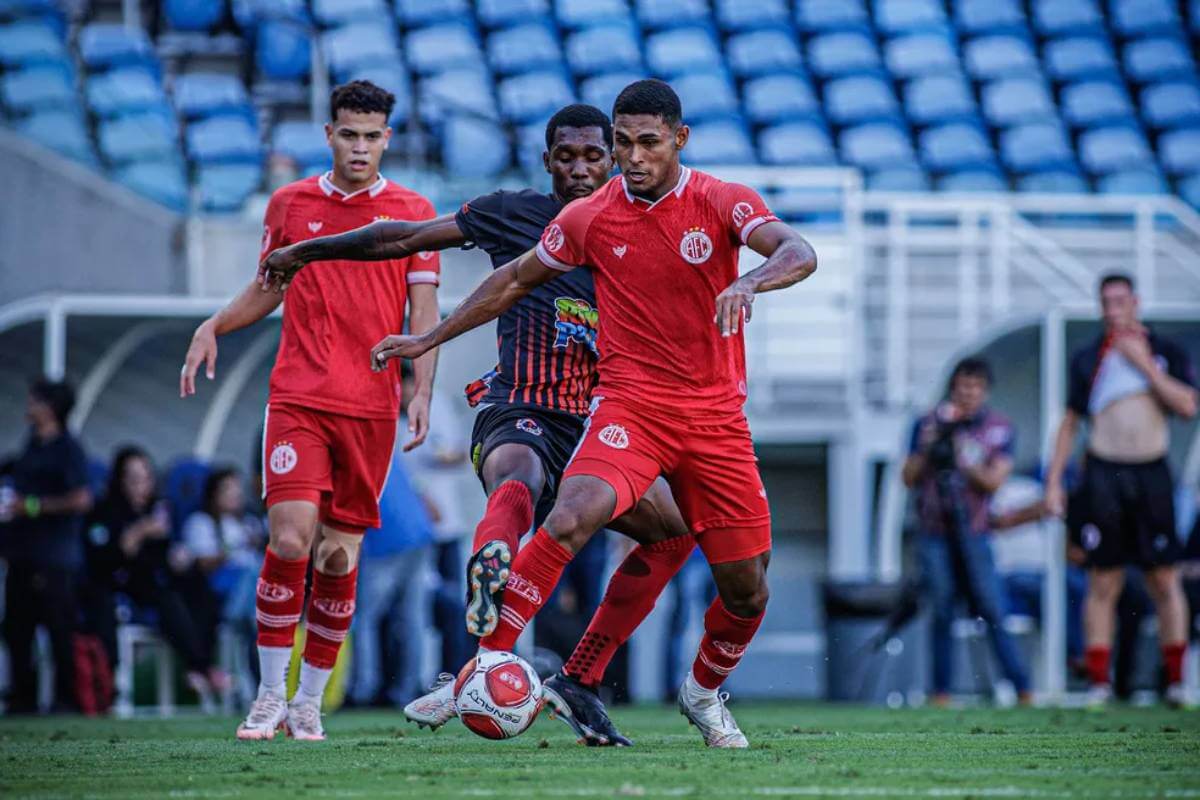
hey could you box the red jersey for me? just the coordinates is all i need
[534,168,778,421]
[260,173,441,419]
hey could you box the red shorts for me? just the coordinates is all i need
[563,398,771,564]
[262,402,397,532]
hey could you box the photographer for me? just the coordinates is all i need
[902,357,1030,706]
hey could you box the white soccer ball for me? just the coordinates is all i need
[453,650,544,740]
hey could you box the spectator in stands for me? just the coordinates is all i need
[0,378,93,714]
[902,357,1031,706]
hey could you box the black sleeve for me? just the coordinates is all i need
[62,439,89,493]
[454,190,508,258]
[1161,338,1197,389]
[1066,348,1091,417]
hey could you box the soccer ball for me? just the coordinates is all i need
[453,650,544,740]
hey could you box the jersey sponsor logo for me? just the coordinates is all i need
[598,423,629,449]
[269,442,298,475]
[417,250,435,261]
[257,578,295,603]
[515,418,543,436]
[613,244,628,258]
[731,201,754,228]
[680,227,714,265]
[553,297,600,356]
[261,225,272,254]
[506,572,542,605]
[543,223,565,253]
[313,597,356,618]
[307,221,323,233]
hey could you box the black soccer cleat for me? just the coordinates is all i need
[465,539,511,637]
[542,672,633,747]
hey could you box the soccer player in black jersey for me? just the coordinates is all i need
[262,104,695,745]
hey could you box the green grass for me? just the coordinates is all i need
[0,703,1198,799]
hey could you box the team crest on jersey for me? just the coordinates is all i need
[731,201,754,227]
[307,221,323,233]
[598,424,629,449]
[544,223,565,253]
[554,297,599,355]
[515,418,543,436]
[269,442,298,475]
[417,250,435,261]
[680,227,713,265]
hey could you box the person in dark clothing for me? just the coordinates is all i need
[1,378,93,714]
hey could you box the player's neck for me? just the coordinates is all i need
[631,162,683,203]
[327,169,379,195]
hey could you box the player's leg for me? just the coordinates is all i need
[1145,566,1189,705]
[1079,456,1130,707]
[1083,566,1125,704]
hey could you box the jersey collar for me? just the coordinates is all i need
[621,166,692,210]
[319,171,388,200]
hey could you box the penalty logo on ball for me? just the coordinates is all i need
[454,651,544,740]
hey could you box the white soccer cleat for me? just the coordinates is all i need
[1165,683,1194,710]
[404,673,459,730]
[677,673,749,749]
[286,699,326,741]
[235,691,288,740]
[1085,684,1112,711]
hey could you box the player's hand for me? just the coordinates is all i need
[1044,480,1066,518]
[370,333,431,371]
[259,245,306,294]
[404,390,431,452]
[180,320,218,397]
[714,278,755,337]
[1112,327,1155,374]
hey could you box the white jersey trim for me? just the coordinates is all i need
[535,241,575,272]
[318,171,388,200]
[739,215,772,244]
[406,270,440,285]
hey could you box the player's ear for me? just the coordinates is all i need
[542,149,551,174]
[383,126,392,150]
[324,122,333,145]
[674,124,690,151]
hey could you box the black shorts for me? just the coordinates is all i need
[469,403,587,527]
[1076,453,1180,569]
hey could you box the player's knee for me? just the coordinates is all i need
[1145,568,1178,602]
[269,524,311,561]
[314,529,362,575]
[543,507,593,553]
[724,579,769,618]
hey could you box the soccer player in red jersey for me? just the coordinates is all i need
[179,81,442,741]
[370,80,818,747]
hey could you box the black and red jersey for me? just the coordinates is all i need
[455,189,598,417]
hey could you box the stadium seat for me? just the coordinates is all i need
[635,0,711,31]
[78,23,156,70]
[1032,0,1104,36]
[726,30,802,78]
[0,20,67,67]
[566,25,642,76]
[938,168,1007,191]
[1,65,72,115]
[419,69,498,122]
[86,67,167,118]
[743,74,820,125]
[904,74,977,125]
[255,19,311,81]
[514,122,548,174]
[824,76,900,125]
[272,121,329,170]
[344,65,411,125]
[186,115,261,164]
[964,36,1040,80]
[1061,81,1135,129]
[19,109,93,163]
[394,0,471,28]
[477,0,551,29]
[555,0,630,30]
[714,0,789,32]
[645,27,723,77]
[323,24,399,78]
[197,164,262,212]
[954,0,1025,35]
[579,71,643,114]
[807,32,880,78]
[497,70,574,122]
[232,0,308,28]
[795,0,868,32]
[442,115,511,176]
[115,160,188,211]
[172,73,252,120]
[404,24,479,75]
[839,122,916,169]
[98,110,178,163]
[673,71,739,122]
[1110,0,1179,38]
[164,0,227,32]
[1178,173,1200,209]
[1098,168,1168,195]
[982,78,1057,127]
[1044,37,1119,82]
[874,0,948,35]
[1141,82,1200,129]
[1000,122,1076,172]
[1122,38,1194,84]
[759,122,837,165]
[312,0,388,28]
[488,23,562,76]
[0,0,59,18]
[1159,129,1200,175]
[867,166,931,190]
[685,119,756,164]
[1078,126,1153,175]
[884,33,959,79]
[1017,170,1089,193]
[919,123,995,171]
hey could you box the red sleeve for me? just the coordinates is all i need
[711,181,779,247]
[406,197,441,287]
[258,190,290,266]
[534,198,593,272]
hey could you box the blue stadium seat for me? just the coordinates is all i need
[497,70,574,122]
[233,0,308,28]
[579,71,642,114]
[807,32,880,78]
[1111,0,1179,38]
[394,0,470,28]
[1123,38,1195,84]
[404,24,479,74]
[726,30,802,78]
[743,74,820,125]
[556,0,630,30]
[19,110,93,163]
[114,160,188,211]
[982,78,1057,127]
[1,66,72,114]
[566,25,642,76]
[1078,126,1153,174]
[795,0,868,32]
[685,119,756,164]
[904,74,977,124]
[256,19,310,80]
[489,23,562,76]
[477,0,551,29]
[874,0,948,35]
[186,115,261,164]
[164,0,226,32]
[884,33,959,79]
[98,110,178,163]
[645,27,723,78]
[197,164,262,212]
[839,122,915,169]
[673,71,739,122]
[515,122,548,174]
[0,0,59,18]
[715,0,789,32]
[1179,173,1200,209]
[79,23,156,70]
[919,122,995,172]
[1098,168,1168,195]
[759,122,837,165]
[1159,129,1200,175]
[1141,82,1200,129]
[442,115,511,176]
[345,65,412,125]
[1044,37,1119,82]
[635,0,710,30]
[0,20,67,67]
[1001,123,1076,172]
[964,36,1040,80]
[1017,170,1089,192]
[954,0,1026,35]
[272,121,329,170]
[86,67,167,117]
[323,24,399,78]
[312,0,388,28]
[867,166,931,190]
[1032,0,1104,36]
[1061,81,1135,128]
[173,73,252,119]
[420,69,498,122]
[938,169,1007,191]
[825,76,900,125]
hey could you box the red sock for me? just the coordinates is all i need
[564,536,694,686]
[472,480,534,556]
[691,597,765,690]
[480,528,573,651]
[302,568,358,669]
[255,548,308,648]
[1085,645,1111,687]
[1162,641,1186,685]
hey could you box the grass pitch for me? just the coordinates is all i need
[0,703,1197,799]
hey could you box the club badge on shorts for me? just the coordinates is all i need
[515,418,543,436]
[269,441,298,474]
[598,423,629,449]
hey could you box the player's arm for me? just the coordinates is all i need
[1044,409,1080,517]
[1113,334,1198,419]
[180,279,282,397]
[402,282,440,451]
[714,221,818,336]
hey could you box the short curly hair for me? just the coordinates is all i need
[330,80,395,122]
